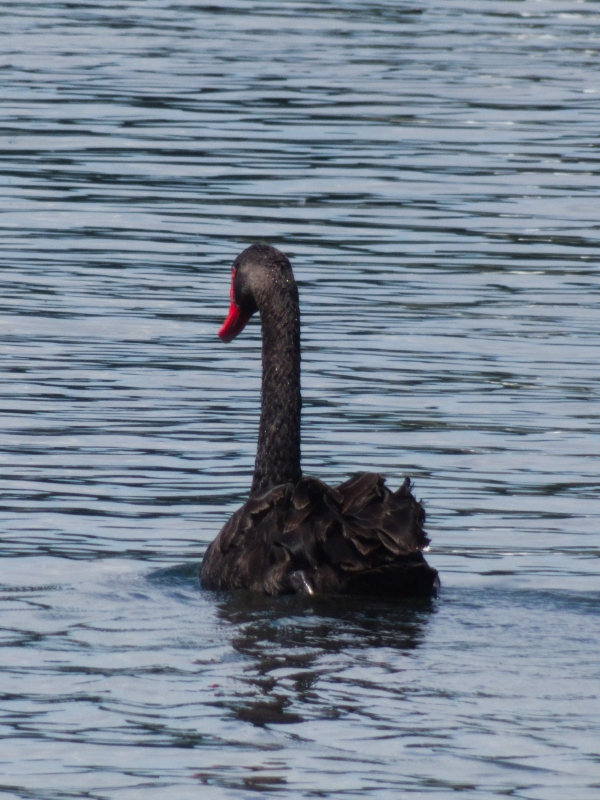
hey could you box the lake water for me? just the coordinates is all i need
[1,1,599,797]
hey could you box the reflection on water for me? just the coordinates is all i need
[1,0,600,797]
[216,591,433,727]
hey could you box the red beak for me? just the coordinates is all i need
[218,268,252,342]
[218,301,252,343]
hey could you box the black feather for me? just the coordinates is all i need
[200,244,439,597]
[201,474,438,597]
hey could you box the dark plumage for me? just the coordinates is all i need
[200,244,439,597]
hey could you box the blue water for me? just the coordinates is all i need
[1,1,599,797]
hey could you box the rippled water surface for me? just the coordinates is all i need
[1,1,599,797]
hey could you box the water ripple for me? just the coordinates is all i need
[1,1,599,797]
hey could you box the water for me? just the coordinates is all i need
[1,0,599,797]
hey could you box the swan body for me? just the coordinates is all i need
[200,244,439,597]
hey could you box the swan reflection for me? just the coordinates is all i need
[213,591,436,727]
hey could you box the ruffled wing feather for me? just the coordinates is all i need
[200,473,438,597]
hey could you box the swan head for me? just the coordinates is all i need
[218,244,294,343]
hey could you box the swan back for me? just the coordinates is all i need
[201,473,438,597]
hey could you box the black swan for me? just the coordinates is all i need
[200,244,439,597]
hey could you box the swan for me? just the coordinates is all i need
[200,244,439,597]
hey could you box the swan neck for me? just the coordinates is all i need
[251,286,301,494]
